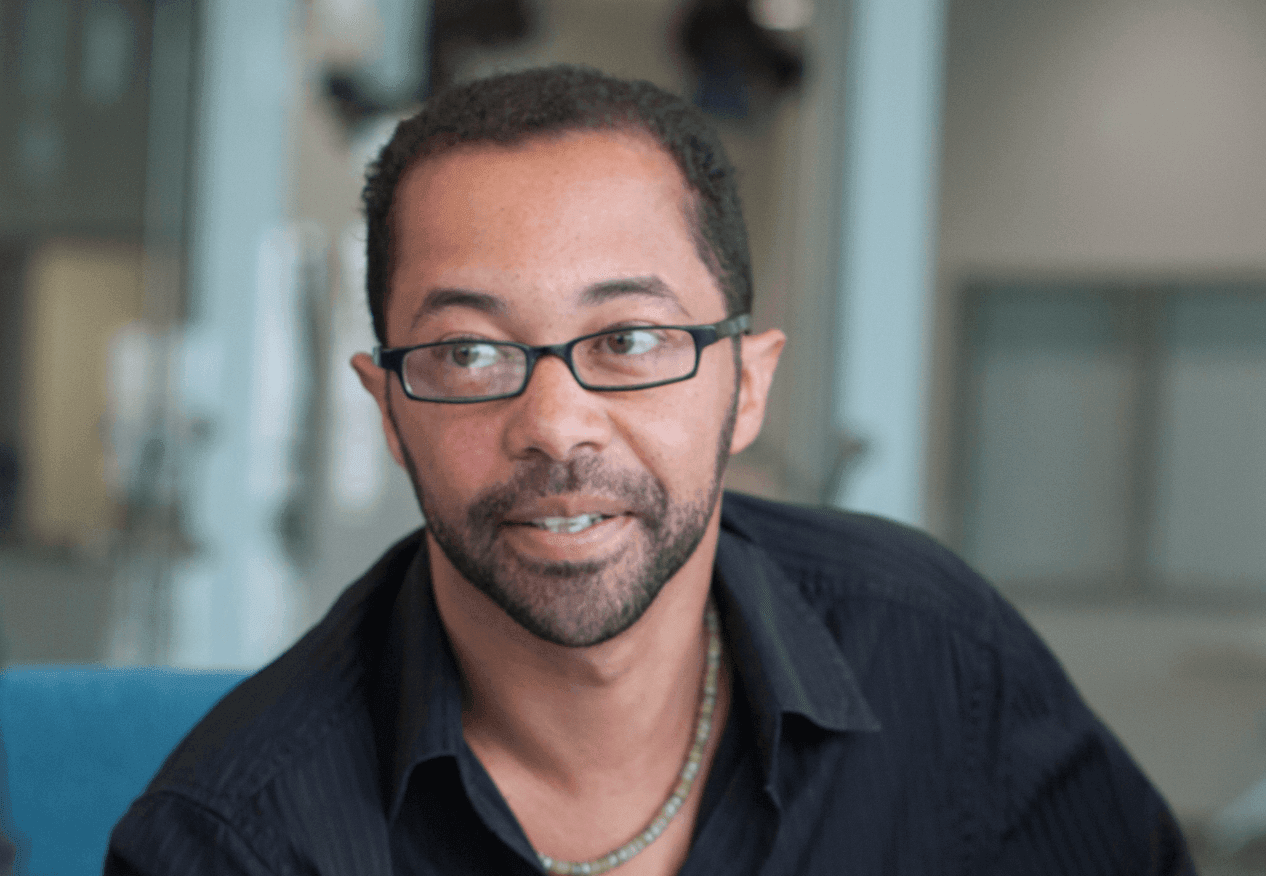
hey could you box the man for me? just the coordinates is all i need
[107,66,1194,874]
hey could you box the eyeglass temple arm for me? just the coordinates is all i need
[716,313,752,338]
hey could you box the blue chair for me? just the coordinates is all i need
[0,665,247,876]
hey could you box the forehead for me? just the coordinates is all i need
[385,130,723,341]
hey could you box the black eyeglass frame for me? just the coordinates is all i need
[374,313,752,404]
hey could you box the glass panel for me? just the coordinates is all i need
[19,0,70,99]
[962,289,1132,587]
[81,0,137,108]
[1152,289,1266,591]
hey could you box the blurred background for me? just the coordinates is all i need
[1,0,1265,868]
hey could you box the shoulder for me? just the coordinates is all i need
[718,494,1192,868]
[109,530,424,865]
[720,491,1018,648]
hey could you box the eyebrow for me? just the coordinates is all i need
[578,276,686,312]
[408,275,686,331]
[409,287,508,330]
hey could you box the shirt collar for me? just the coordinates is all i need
[375,543,467,821]
[714,505,882,802]
[376,496,882,818]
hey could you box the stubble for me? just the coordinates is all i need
[387,388,737,647]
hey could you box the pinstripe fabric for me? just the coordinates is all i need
[104,492,1194,875]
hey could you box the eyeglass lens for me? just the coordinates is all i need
[401,327,698,400]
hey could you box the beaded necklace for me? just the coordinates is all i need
[536,602,722,875]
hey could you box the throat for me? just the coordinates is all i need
[526,603,723,875]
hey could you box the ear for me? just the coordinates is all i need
[351,352,408,471]
[729,328,786,456]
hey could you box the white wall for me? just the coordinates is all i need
[931,0,1266,536]
[933,0,1266,825]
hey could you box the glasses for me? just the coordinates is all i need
[374,314,751,404]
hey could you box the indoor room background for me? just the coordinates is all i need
[2,0,1265,871]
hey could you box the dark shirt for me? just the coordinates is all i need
[105,492,1194,874]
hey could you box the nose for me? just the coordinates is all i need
[501,352,613,462]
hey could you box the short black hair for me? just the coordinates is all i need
[362,65,752,344]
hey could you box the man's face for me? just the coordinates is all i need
[354,130,782,647]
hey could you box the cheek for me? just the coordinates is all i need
[402,414,506,500]
[614,381,732,480]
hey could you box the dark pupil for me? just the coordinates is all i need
[608,333,636,354]
[451,345,480,367]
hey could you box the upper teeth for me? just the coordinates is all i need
[533,514,607,533]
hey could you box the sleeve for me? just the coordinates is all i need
[977,608,1197,876]
[103,792,280,876]
[1,829,13,876]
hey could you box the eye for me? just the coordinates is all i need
[602,328,661,356]
[447,342,503,369]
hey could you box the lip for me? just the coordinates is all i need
[499,513,635,563]
[500,496,633,525]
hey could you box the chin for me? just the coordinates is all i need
[432,500,713,648]
[447,525,668,648]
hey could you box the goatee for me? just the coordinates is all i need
[387,391,736,647]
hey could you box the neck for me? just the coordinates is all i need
[429,514,723,788]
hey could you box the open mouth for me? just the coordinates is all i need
[528,513,614,534]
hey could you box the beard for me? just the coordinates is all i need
[388,390,738,648]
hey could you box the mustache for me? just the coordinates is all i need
[467,455,668,530]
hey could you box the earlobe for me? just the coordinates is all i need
[350,352,409,471]
[729,329,786,456]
